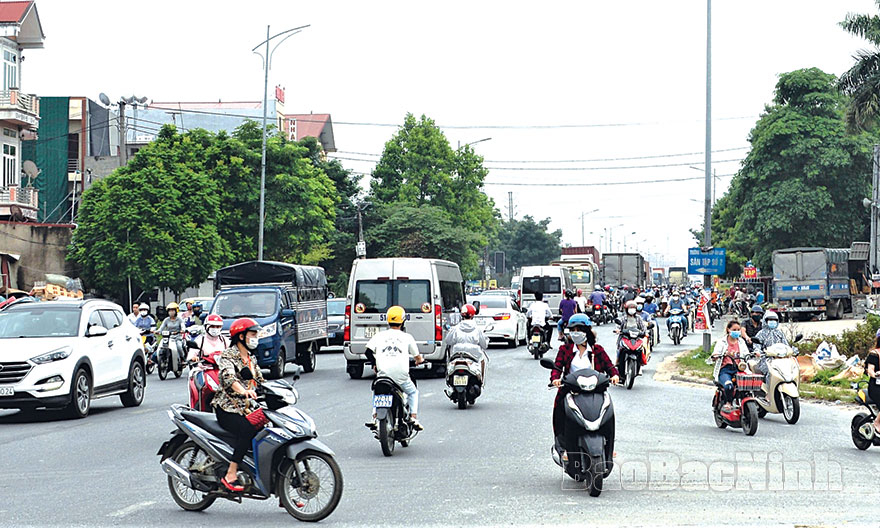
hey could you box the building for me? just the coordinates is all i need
[0,0,43,221]
[281,113,336,154]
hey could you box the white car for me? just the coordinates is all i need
[0,299,146,418]
[473,296,528,348]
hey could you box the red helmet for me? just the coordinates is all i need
[229,317,261,340]
[576,289,582,296]
[461,304,477,318]
[205,314,224,327]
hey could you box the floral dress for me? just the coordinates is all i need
[211,346,265,415]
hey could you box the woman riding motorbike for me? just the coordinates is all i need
[186,314,228,363]
[712,320,750,413]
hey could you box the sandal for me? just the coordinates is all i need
[221,477,244,492]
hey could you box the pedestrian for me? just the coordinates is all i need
[865,330,880,434]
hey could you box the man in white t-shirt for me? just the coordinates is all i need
[526,291,553,343]
[365,306,425,430]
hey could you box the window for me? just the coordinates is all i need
[2,143,16,187]
[476,297,508,309]
[522,276,561,295]
[354,280,431,313]
[0,307,81,338]
[396,280,430,313]
[87,310,104,329]
[439,280,464,312]
[99,310,122,329]
[212,291,279,318]
[3,128,15,138]
[2,49,17,90]
[327,300,346,316]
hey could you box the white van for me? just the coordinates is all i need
[343,258,465,379]
[518,265,573,318]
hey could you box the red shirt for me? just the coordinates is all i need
[550,342,618,382]
[721,339,740,368]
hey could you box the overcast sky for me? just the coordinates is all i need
[23,0,879,267]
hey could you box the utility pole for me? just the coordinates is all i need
[702,0,713,356]
[357,207,365,259]
[118,101,126,166]
[258,24,270,262]
[508,191,514,222]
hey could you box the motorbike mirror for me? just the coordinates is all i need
[240,367,254,381]
[613,318,622,326]
[751,337,762,345]
[539,357,556,370]
[794,333,803,343]
[186,340,199,350]
[472,300,480,315]
[485,325,494,332]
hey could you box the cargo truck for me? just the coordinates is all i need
[600,253,646,288]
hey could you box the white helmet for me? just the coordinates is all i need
[138,303,149,311]
[763,310,779,322]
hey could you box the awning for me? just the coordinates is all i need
[0,252,21,261]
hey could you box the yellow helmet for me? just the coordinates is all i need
[166,302,180,311]
[386,306,406,325]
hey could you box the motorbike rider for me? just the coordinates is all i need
[186,302,205,328]
[864,330,880,434]
[588,287,607,313]
[619,285,637,310]
[615,300,647,384]
[187,313,228,363]
[134,303,156,357]
[752,310,788,381]
[636,296,659,344]
[154,302,186,365]
[665,291,689,337]
[550,314,618,452]
[557,289,578,340]
[526,291,553,344]
[212,317,265,493]
[574,289,588,314]
[443,304,489,382]
[365,306,425,431]
[741,304,764,351]
[712,320,750,413]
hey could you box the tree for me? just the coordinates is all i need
[706,68,877,273]
[494,216,562,272]
[369,114,499,274]
[839,2,880,131]
[69,126,229,296]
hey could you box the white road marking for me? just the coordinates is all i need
[107,501,155,518]
[423,392,435,398]
[323,429,341,437]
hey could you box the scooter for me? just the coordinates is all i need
[615,324,648,390]
[157,331,186,380]
[667,308,686,345]
[590,304,609,326]
[749,335,803,424]
[156,369,343,522]
[710,355,763,436]
[370,360,419,456]
[141,327,157,374]
[527,324,551,359]
[445,341,488,409]
[186,345,222,412]
[539,357,615,497]
[851,380,880,450]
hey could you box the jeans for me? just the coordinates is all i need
[718,365,738,404]
[557,319,569,335]
[374,378,419,416]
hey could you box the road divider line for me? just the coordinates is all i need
[107,501,155,518]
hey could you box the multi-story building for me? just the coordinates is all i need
[0,0,43,221]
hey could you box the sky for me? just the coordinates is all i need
[21,0,880,267]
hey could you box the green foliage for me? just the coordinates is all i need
[705,68,878,274]
[493,216,562,272]
[797,313,880,360]
[839,6,880,131]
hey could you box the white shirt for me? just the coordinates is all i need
[128,312,138,324]
[571,345,593,371]
[527,301,552,326]
[366,329,420,386]
[575,296,588,313]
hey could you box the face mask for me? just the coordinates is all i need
[246,336,259,350]
[730,330,742,339]
[636,305,643,311]
[208,327,221,337]
[569,331,587,345]
[627,308,637,315]
[673,296,679,301]
[139,310,147,316]
[767,320,779,329]
[751,314,761,322]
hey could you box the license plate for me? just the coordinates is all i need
[0,387,13,397]
[476,318,487,326]
[364,326,380,338]
[328,332,336,338]
[373,394,393,408]
[453,375,469,386]
[531,335,541,343]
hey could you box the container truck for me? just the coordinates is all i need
[600,253,646,288]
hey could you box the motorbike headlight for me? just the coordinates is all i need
[576,375,598,391]
[258,323,278,339]
[31,346,73,365]
[281,388,299,405]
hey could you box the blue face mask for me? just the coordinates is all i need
[730,330,742,339]
[767,320,779,329]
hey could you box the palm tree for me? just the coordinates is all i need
[839,4,880,131]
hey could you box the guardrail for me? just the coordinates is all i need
[0,185,38,207]
[0,90,39,115]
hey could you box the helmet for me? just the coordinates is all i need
[623,285,630,291]
[634,297,645,304]
[604,285,611,291]
[763,310,779,322]
[750,305,764,315]
[625,300,638,310]
[386,306,406,325]
[166,302,179,311]
[576,289,582,296]
[644,292,654,300]
[205,314,224,327]
[193,302,203,309]
[567,314,592,329]
[230,317,261,340]
[461,304,476,319]
[138,303,149,311]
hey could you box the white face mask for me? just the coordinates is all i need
[208,327,222,337]
[627,308,637,315]
[246,336,259,350]
[569,331,588,345]
[139,310,148,316]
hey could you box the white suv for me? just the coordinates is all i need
[0,299,146,418]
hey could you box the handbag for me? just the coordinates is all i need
[245,406,269,429]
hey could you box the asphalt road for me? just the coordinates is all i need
[0,318,876,527]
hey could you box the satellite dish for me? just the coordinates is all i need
[98,92,111,106]
[22,160,38,187]
[137,96,148,105]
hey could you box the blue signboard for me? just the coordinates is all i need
[687,247,727,275]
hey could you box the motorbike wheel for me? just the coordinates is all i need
[278,451,344,522]
[625,359,636,390]
[174,360,184,379]
[713,408,727,429]
[588,455,604,497]
[781,394,800,425]
[457,392,467,409]
[167,441,216,512]
[378,416,395,457]
[742,401,759,436]
[672,329,681,346]
[145,361,155,375]
[157,357,169,381]
[851,413,873,450]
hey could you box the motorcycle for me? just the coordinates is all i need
[157,331,186,380]
[710,354,763,436]
[749,335,803,424]
[615,324,649,390]
[186,346,222,412]
[667,308,686,345]
[141,327,157,374]
[156,369,343,521]
[539,357,615,497]
[371,361,419,456]
[445,341,488,409]
[851,380,880,450]
[527,324,551,359]
[589,304,607,326]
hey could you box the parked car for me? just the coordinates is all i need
[473,295,528,348]
[323,298,346,350]
[0,299,147,417]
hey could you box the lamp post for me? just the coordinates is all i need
[458,137,492,150]
[252,24,310,261]
[579,208,600,246]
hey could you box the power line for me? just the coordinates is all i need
[328,155,744,171]
[331,146,749,163]
[483,173,736,187]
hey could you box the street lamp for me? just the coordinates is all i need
[253,24,310,261]
[623,231,636,252]
[458,137,492,149]
[579,208,600,246]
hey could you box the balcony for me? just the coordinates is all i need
[0,185,38,220]
[0,90,39,129]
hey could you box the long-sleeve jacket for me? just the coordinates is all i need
[551,343,618,383]
[444,319,488,350]
[711,337,750,381]
[212,346,265,415]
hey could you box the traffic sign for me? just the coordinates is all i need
[688,247,726,275]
